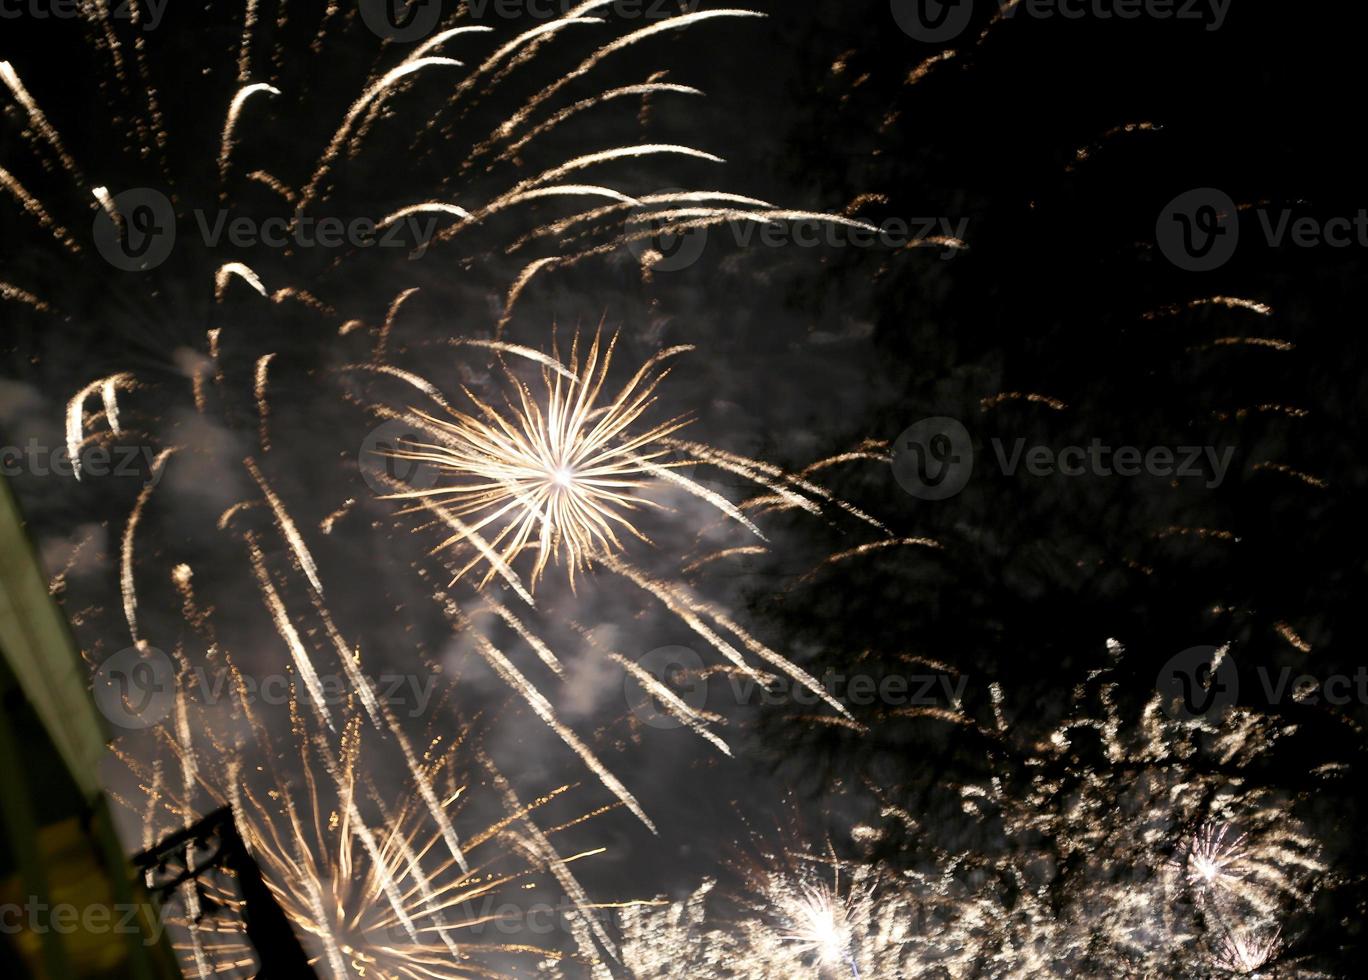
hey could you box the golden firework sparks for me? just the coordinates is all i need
[384,330,716,592]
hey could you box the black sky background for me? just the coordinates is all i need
[3,1,1368,975]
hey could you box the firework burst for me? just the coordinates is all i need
[114,676,622,979]
[383,330,702,592]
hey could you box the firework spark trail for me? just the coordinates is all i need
[118,448,176,647]
[346,364,457,413]
[254,354,275,451]
[491,81,705,166]
[220,82,282,186]
[680,438,888,532]
[510,190,778,249]
[474,9,766,157]
[243,457,481,877]
[0,61,87,187]
[479,750,620,966]
[428,2,618,134]
[0,166,80,252]
[244,534,336,731]
[612,652,732,755]
[215,261,268,300]
[455,592,657,833]
[482,599,567,678]
[245,457,325,594]
[369,462,539,606]
[66,374,134,479]
[295,56,467,219]
[123,673,616,978]
[0,281,51,311]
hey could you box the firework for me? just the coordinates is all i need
[617,845,918,979]
[364,329,895,829]
[114,675,620,979]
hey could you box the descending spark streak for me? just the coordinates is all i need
[491,82,705,165]
[345,363,457,412]
[215,261,268,300]
[120,449,176,645]
[0,281,51,311]
[0,61,86,186]
[220,82,281,185]
[612,653,732,755]
[605,555,849,720]
[239,462,485,878]
[601,555,766,689]
[254,354,275,451]
[376,201,472,230]
[395,481,537,607]
[482,599,567,677]
[482,10,767,151]
[238,0,260,83]
[674,438,888,532]
[430,584,655,833]
[0,166,79,252]
[244,536,335,730]
[245,457,324,594]
[494,144,725,204]
[296,57,465,218]
[440,3,616,112]
[67,374,133,478]
[480,751,621,962]
[91,185,120,225]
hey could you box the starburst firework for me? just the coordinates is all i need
[385,330,697,591]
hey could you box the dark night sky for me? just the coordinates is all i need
[3,1,1368,976]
